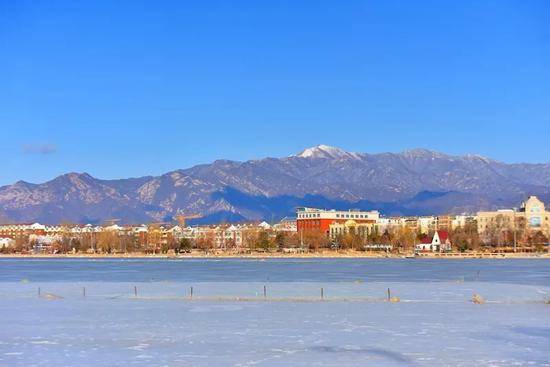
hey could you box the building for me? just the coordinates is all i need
[0,238,15,248]
[451,215,476,229]
[417,216,438,234]
[328,220,376,240]
[437,215,452,231]
[521,196,549,230]
[376,217,403,233]
[296,207,379,236]
[0,223,47,239]
[477,196,550,236]
[272,217,297,232]
[415,230,452,252]
[438,214,476,231]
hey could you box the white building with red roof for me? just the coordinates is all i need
[416,230,452,252]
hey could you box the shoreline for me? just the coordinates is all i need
[1,251,549,259]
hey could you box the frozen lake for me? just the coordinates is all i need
[0,258,549,366]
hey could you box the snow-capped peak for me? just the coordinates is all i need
[296,145,361,159]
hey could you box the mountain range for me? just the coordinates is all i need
[1,145,550,225]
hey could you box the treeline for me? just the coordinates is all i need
[1,222,548,255]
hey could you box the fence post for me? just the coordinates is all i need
[83,287,86,297]
[263,285,267,299]
[190,286,193,299]
[134,286,137,297]
[38,287,41,297]
[387,288,391,301]
[321,287,324,300]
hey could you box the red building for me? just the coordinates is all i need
[296,207,380,236]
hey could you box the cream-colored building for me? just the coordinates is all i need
[521,196,549,231]
[477,196,550,236]
[329,220,376,239]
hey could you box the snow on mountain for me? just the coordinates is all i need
[296,145,362,160]
[0,146,549,224]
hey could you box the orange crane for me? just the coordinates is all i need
[174,214,202,227]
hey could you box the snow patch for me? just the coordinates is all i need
[295,145,361,160]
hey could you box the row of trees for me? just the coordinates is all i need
[0,231,300,255]
[303,221,548,253]
[1,222,548,254]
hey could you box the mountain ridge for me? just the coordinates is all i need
[1,145,549,224]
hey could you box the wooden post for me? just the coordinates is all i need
[387,288,391,301]
[190,286,193,299]
[263,285,267,299]
[134,286,137,297]
[321,287,324,300]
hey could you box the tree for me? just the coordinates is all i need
[196,231,215,253]
[14,235,31,253]
[274,232,286,250]
[255,230,272,251]
[302,229,329,251]
[366,227,381,245]
[177,238,193,253]
[224,237,237,252]
[395,227,417,252]
[528,231,548,252]
[97,230,119,254]
[146,225,165,253]
[450,222,481,252]
[340,228,363,251]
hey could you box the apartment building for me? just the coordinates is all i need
[296,207,379,236]
[477,196,549,236]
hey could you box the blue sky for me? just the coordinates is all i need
[1,0,549,185]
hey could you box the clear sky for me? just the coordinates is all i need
[1,0,549,186]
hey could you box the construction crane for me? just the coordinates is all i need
[174,214,202,227]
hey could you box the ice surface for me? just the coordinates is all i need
[0,259,549,366]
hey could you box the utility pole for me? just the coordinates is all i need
[513,208,517,253]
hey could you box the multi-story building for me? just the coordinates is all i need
[437,215,452,231]
[376,217,403,233]
[0,238,15,248]
[0,223,47,239]
[417,216,438,234]
[272,217,297,232]
[438,215,477,231]
[451,215,476,229]
[477,196,550,236]
[328,220,376,239]
[296,207,380,236]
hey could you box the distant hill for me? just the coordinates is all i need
[1,145,549,224]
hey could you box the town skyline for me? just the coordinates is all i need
[1,195,548,255]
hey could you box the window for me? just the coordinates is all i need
[529,217,542,227]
